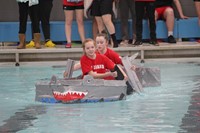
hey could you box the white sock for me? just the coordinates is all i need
[168,31,173,36]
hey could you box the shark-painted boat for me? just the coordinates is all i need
[35,53,161,104]
[35,58,128,104]
[35,74,127,103]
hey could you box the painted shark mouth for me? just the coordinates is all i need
[53,90,88,102]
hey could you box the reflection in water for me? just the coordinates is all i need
[179,76,200,132]
[0,105,46,133]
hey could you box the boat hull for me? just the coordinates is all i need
[35,76,127,104]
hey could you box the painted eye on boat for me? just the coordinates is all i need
[87,79,91,83]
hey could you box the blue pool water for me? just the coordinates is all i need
[0,60,200,133]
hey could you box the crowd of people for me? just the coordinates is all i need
[16,0,199,49]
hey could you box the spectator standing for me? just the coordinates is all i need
[155,0,188,43]
[118,0,136,46]
[91,0,118,48]
[63,0,85,48]
[39,0,55,47]
[17,0,41,49]
[134,0,158,46]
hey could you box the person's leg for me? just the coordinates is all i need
[29,4,41,48]
[128,0,137,43]
[95,17,105,33]
[146,2,158,45]
[155,9,159,21]
[91,0,105,33]
[163,7,176,43]
[39,0,52,41]
[75,9,85,43]
[164,7,174,36]
[101,14,115,36]
[39,0,55,47]
[17,2,29,49]
[92,18,98,39]
[119,0,129,42]
[102,14,118,47]
[64,10,74,45]
[18,2,29,34]
[101,0,118,47]
[134,2,144,45]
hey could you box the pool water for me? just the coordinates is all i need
[0,60,200,133]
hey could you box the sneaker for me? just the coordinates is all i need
[133,40,143,46]
[26,40,35,48]
[45,40,56,48]
[149,40,159,46]
[168,35,176,43]
[65,43,72,48]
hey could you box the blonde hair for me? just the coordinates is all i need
[82,38,96,54]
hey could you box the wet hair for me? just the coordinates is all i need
[96,33,109,42]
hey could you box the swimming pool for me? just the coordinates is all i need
[0,59,200,133]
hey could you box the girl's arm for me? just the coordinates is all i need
[63,62,81,78]
[88,71,117,79]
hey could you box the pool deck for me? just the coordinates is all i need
[0,41,200,66]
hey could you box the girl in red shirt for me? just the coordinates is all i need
[80,38,127,80]
[96,33,123,66]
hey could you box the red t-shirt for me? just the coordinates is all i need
[63,0,83,6]
[80,54,115,80]
[96,48,123,66]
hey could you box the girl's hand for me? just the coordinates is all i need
[123,75,128,81]
[111,71,117,78]
[63,71,68,78]
[131,65,137,71]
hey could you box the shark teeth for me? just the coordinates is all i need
[53,90,88,102]
[53,90,88,96]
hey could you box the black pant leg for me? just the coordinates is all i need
[135,2,145,40]
[146,2,157,40]
[29,4,40,33]
[119,0,130,41]
[18,2,29,34]
[39,0,53,40]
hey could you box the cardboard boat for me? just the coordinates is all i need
[35,59,127,104]
[35,53,161,104]
[35,74,127,103]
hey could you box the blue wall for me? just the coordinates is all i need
[0,18,200,42]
